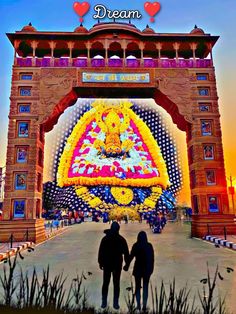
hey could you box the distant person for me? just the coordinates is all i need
[98,221,129,310]
[124,231,154,311]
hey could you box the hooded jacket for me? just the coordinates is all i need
[98,228,129,271]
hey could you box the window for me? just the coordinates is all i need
[19,87,31,96]
[199,103,211,112]
[206,170,216,186]
[208,196,219,213]
[38,148,43,167]
[16,146,28,163]
[197,73,208,80]
[190,170,196,189]
[14,173,27,190]
[37,173,42,192]
[198,88,210,96]
[20,73,33,80]
[18,104,31,113]
[192,195,199,214]
[203,145,214,160]
[201,120,213,136]
[188,146,194,164]
[13,200,26,218]
[17,122,29,138]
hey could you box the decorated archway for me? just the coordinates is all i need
[1,22,235,242]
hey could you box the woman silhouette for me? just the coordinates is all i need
[124,231,154,311]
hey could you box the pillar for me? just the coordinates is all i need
[190,43,197,67]
[49,41,56,66]
[173,42,180,65]
[104,39,109,67]
[13,40,21,66]
[139,42,144,67]
[67,41,75,66]
[156,42,162,67]
[30,41,38,66]
[188,68,235,237]
[86,42,91,67]
[121,40,127,67]
[0,67,46,243]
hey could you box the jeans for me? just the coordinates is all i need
[102,268,121,306]
[134,275,150,310]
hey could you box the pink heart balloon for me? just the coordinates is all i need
[73,2,90,22]
[144,2,161,22]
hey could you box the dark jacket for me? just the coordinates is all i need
[129,233,154,278]
[98,229,129,271]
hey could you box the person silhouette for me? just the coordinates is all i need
[124,231,154,311]
[98,221,129,309]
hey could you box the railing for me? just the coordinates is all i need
[206,224,228,240]
[16,57,213,68]
[44,218,75,237]
[0,229,31,252]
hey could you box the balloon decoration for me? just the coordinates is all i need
[144,2,161,23]
[73,2,90,23]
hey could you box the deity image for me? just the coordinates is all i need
[56,100,171,216]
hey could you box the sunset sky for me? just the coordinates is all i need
[0,0,236,204]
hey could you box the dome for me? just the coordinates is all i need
[74,23,88,33]
[190,25,205,35]
[142,25,155,34]
[21,23,37,32]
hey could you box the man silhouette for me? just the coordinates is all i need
[98,221,129,309]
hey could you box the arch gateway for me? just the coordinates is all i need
[0,21,235,243]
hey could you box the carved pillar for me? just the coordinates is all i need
[121,40,127,67]
[13,40,20,66]
[139,42,144,67]
[104,39,109,67]
[86,41,91,67]
[49,41,56,66]
[156,42,162,67]
[207,42,213,66]
[190,43,197,67]
[173,42,180,65]
[67,41,75,66]
[30,41,38,66]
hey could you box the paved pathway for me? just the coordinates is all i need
[0,222,236,313]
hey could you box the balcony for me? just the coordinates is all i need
[15,57,213,69]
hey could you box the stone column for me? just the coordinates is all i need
[49,41,56,66]
[30,41,38,66]
[121,40,127,67]
[13,40,21,66]
[190,43,197,67]
[173,42,180,66]
[139,42,144,67]
[104,39,109,67]
[156,42,162,67]
[207,42,213,66]
[67,41,75,66]
[86,42,91,67]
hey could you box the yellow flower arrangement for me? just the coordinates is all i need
[57,100,170,189]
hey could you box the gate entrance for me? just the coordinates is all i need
[1,21,235,242]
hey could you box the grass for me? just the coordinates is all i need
[0,252,233,313]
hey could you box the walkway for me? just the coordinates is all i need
[0,222,236,312]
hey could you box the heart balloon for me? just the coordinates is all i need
[144,2,161,22]
[73,2,90,22]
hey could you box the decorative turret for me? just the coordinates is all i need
[190,25,205,35]
[21,22,37,32]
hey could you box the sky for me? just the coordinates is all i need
[0,0,236,198]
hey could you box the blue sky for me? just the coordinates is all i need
[0,0,236,178]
